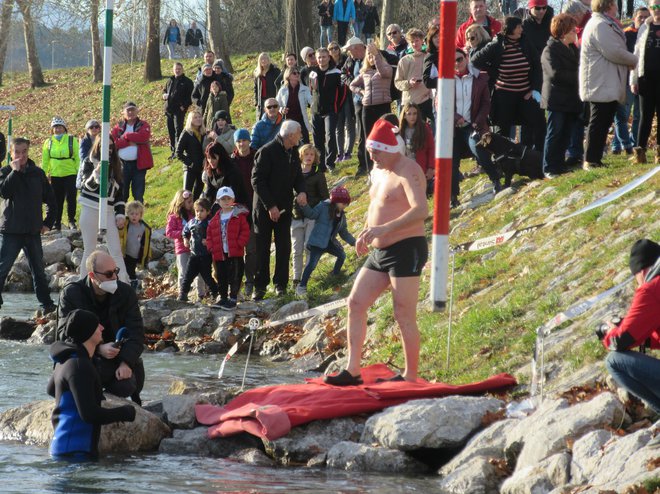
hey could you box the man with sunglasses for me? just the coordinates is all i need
[522,0,555,57]
[0,137,57,315]
[58,250,145,405]
[251,98,283,150]
[456,0,503,49]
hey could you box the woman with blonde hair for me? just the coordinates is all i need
[276,67,313,143]
[253,52,281,120]
[176,109,206,200]
[465,24,491,59]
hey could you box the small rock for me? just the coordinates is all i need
[617,208,634,222]
[269,300,309,326]
[42,237,71,265]
[161,394,198,429]
[326,441,427,473]
[0,317,37,340]
[27,320,57,345]
[230,448,275,466]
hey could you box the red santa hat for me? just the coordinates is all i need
[366,119,400,154]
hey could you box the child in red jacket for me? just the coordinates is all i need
[206,186,250,310]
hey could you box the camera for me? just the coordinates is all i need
[594,316,622,340]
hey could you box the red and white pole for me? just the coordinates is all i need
[430,0,457,311]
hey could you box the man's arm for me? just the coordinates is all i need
[604,281,660,351]
[121,121,152,144]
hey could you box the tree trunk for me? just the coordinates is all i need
[379,0,399,49]
[16,0,45,88]
[0,0,14,86]
[284,0,315,61]
[144,0,162,82]
[90,0,102,82]
[206,0,233,73]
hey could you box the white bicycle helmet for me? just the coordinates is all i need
[51,116,67,129]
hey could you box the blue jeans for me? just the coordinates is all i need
[0,233,53,309]
[354,21,365,39]
[452,126,500,197]
[320,25,332,47]
[611,102,633,152]
[121,159,146,204]
[612,87,639,151]
[543,111,579,174]
[300,243,346,288]
[606,351,660,413]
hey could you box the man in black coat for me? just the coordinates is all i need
[251,121,307,300]
[185,21,205,58]
[58,250,145,405]
[0,137,57,314]
[522,0,554,57]
[163,62,194,158]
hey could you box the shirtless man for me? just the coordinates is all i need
[324,119,429,385]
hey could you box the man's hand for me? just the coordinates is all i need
[268,206,281,222]
[409,78,420,88]
[361,225,389,244]
[116,362,133,381]
[355,235,369,256]
[631,84,639,95]
[10,158,23,172]
[455,117,465,128]
[296,192,308,207]
[98,342,120,359]
[202,238,207,246]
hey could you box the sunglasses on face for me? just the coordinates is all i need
[290,71,300,75]
[89,125,101,129]
[307,53,315,58]
[266,105,279,109]
[95,267,120,278]
[387,31,398,36]
[533,5,547,10]
[329,46,339,51]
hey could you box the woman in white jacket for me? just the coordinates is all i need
[630,3,660,165]
[276,67,313,144]
[579,0,637,170]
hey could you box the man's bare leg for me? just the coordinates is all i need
[390,275,422,381]
[345,267,391,377]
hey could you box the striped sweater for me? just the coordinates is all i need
[495,39,531,93]
[78,157,125,218]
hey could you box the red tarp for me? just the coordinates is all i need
[196,364,517,440]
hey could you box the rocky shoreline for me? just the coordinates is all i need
[1,225,660,493]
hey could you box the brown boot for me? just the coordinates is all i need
[630,147,647,164]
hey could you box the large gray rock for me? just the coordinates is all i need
[162,307,212,327]
[361,396,504,450]
[27,320,57,345]
[570,429,612,484]
[505,393,624,471]
[139,297,189,333]
[0,317,37,340]
[439,419,516,476]
[42,237,71,265]
[269,300,308,326]
[437,456,503,494]
[161,394,198,429]
[158,427,262,457]
[500,452,571,494]
[288,315,326,356]
[571,427,660,492]
[0,398,170,453]
[326,441,427,473]
[264,417,364,465]
[172,320,213,340]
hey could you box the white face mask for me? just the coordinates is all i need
[97,280,118,294]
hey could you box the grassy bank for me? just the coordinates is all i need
[1,57,657,389]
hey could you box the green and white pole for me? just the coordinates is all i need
[0,105,16,164]
[99,0,114,233]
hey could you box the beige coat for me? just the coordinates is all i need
[394,52,432,105]
[349,52,393,106]
[579,13,638,104]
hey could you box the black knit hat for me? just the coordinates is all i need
[629,239,660,275]
[63,309,100,344]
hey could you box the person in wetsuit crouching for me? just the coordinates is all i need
[48,309,136,459]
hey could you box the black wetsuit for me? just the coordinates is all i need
[47,341,135,458]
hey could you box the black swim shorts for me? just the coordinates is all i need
[363,236,428,277]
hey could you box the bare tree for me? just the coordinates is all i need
[206,0,233,72]
[0,0,14,86]
[144,0,162,81]
[284,0,315,59]
[90,0,102,82]
[15,0,46,87]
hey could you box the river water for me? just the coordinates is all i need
[0,294,441,493]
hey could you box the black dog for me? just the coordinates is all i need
[477,132,544,187]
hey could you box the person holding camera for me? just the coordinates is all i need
[57,250,145,405]
[602,239,660,413]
